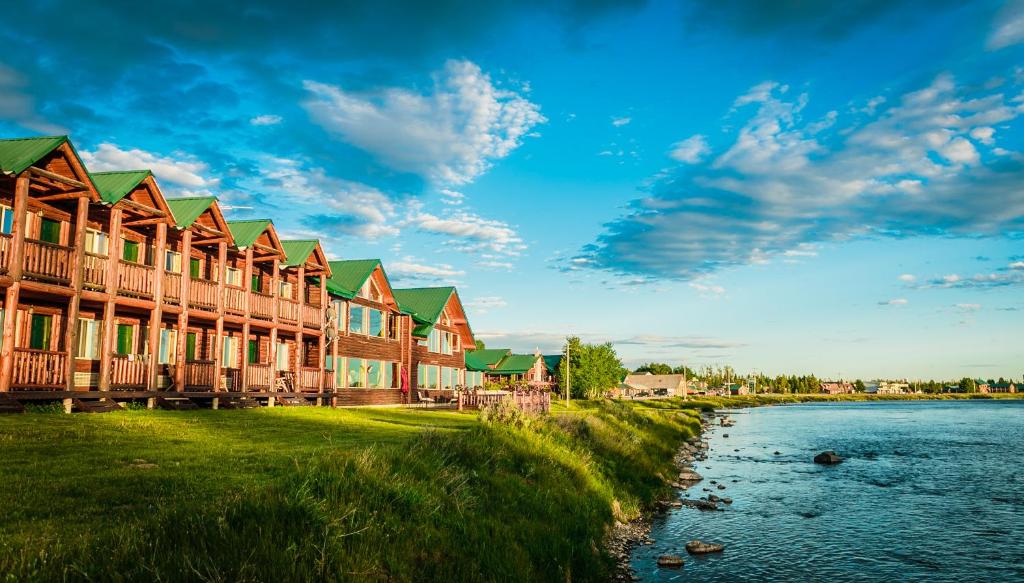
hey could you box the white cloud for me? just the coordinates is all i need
[406,210,525,256]
[81,143,217,190]
[1010,261,1024,270]
[988,0,1024,50]
[955,303,982,312]
[689,281,726,297]
[303,59,545,185]
[250,114,282,126]
[898,273,917,283]
[970,126,996,145]
[439,188,465,205]
[669,135,710,164]
[388,258,464,282]
[464,296,507,314]
[878,298,908,306]
[939,137,979,165]
[612,116,631,127]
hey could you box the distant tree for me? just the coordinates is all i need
[474,339,486,350]
[635,362,672,375]
[998,377,1007,385]
[958,377,977,393]
[672,365,696,377]
[854,379,865,392]
[559,336,624,399]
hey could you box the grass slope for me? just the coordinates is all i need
[0,402,702,582]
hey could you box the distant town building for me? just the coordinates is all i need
[875,381,910,395]
[728,382,751,396]
[820,381,855,395]
[622,373,688,397]
[982,382,1017,394]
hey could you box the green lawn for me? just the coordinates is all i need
[0,401,702,582]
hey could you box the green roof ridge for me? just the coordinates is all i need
[280,239,320,268]
[166,196,217,228]
[90,169,152,205]
[325,259,382,299]
[226,219,273,249]
[0,135,69,175]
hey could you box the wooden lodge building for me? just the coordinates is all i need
[465,348,559,388]
[0,135,493,410]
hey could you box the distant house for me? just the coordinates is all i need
[875,381,909,395]
[465,348,554,388]
[728,382,751,396]
[623,373,688,397]
[983,382,1017,394]
[975,379,991,393]
[820,381,855,395]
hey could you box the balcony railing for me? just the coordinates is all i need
[184,360,217,389]
[110,354,149,389]
[298,367,321,392]
[12,348,67,389]
[250,291,274,320]
[162,271,181,304]
[23,239,73,283]
[278,299,299,323]
[0,233,11,274]
[117,260,155,298]
[83,252,108,289]
[301,303,322,329]
[189,279,217,311]
[246,363,274,390]
[224,285,245,314]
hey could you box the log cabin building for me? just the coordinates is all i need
[392,287,475,403]
[465,349,555,388]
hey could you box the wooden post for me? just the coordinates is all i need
[240,247,253,392]
[146,222,166,391]
[98,208,123,391]
[0,174,30,392]
[317,276,327,400]
[212,241,226,392]
[295,265,305,393]
[268,257,279,405]
[330,296,339,407]
[64,195,90,392]
[175,230,191,392]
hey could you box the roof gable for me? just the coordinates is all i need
[466,348,512,371]
[326,259,380,299]
[227,219,272,248]
[90,170,151,205]
[393,287,456,324]
[542,355,563,374]
[166,197,217,228]
[493,354,540,374]
[281,240,318,267]
[0,136,68,175]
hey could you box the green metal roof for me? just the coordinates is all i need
[492,354,539,375]
[324,259,381,299]
[227,220,272,248]
[280,240,319,268]
[542,355,562,375]
[0,136,68,175]
[393,287,455,324]
[90,170,151,205]
[166,197,217,228]
[465,348,511,372]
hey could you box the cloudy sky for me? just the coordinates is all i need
[3,0,1023,379]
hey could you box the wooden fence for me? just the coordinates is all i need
[457,389,551,414]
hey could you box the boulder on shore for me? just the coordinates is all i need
[678,469,703,482]
[813,451,843,465]
[686,540,725,554]
[680,498,719,511]
[657,555,685,568]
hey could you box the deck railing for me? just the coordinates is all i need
[23,239,73,283]
[11,348,67,389]
[110,354,149,389]
[0,233,12,274]
[224,285,246,314]
[83,252,108,289]
[246,363,274,390]
[457,389,551,414]
[117,260,155,298]
[298,367,321,391]
[162,271,181,304]
[250,292,274,320]
[278,299,299,323]
[301,303,322,329]
[184,360,217,389]
[189,279,217,310]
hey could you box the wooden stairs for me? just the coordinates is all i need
[220,397,262,409]
[277,395,312,407]
[0,394,25,414]
[73,398,123,413]
[156,396,200,411]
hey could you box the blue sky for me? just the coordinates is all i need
[2,0,1022,379]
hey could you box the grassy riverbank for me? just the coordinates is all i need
[0,402,702,582]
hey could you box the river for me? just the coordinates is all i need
[629,400,1024,581]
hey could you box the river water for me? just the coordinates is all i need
[629,400,1024,581]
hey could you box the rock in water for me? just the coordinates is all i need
[680,498,719,511]
[814,451,843,464]
[657,555,685,568]
[685,540,725,554]
[678,469,703,482]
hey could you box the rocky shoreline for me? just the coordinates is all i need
[608,412,719,581]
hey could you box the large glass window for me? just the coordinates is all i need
[440,332,450,355]
[417,363,426,389]
[368,309,384,337]
[39,218,61,244]
[85,229,108,255]
[75,318,100,359]
[334,356,347,387]
[158,328,177,364]
[425,365,439,389]
[441,367,452,390]
[349,304,365,334]
[367,360,383,388]
[428,329,441,352]
[385,363,395,389]
[348,358,365,387]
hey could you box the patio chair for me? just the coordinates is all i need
[417,391,435,407]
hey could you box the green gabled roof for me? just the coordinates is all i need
[166,197,217,228]
[90,170,152,205]
[492,354,539,375]
[542,355,562,375]
[393,287,456,324]
[227,220,272,248]
[281,240,319,268]
[0,136,68,175]
[325,259,382,299]
[465,348,511,372]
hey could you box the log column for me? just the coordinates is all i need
[0,174,30,392]
[146,222,167,392]
[295,264,305,392]
[174,230,192,392]
[97,209,123,391]
[63,195,90,392]
[240,247,253,392]
[268,257,280,405]
[212,241,226,395]
[318,276,328,399]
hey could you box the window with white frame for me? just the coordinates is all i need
[75,318,100,359]
[165,250,181,272]
[158,328,177,364]
[221,335,239,368]
[349,304,365,334]
[279,281,293,299]
[348,358,366,387]
[275,341,289,371]
[84,229,109,255]
[367,308,385,338]
[225,267,242,286]
[0,204,13,235]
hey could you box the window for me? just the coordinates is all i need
[428,329,441,353]
[417,363,425,389]
[275,341,289,371]
[29,314,53,350]
[190,257,201,279]
[115,323,134,355]
[388,315,400,340]
[0,205,13,235]
[467,371,483,388]
[279,281,293,299]
[76,318,100,359]
[348,358,365,387]
[222,335,239,368]
[185,332,197,362]
[251,272,261,292]
[367,360,383,388]
[248,339,259,364]
[158,328,177,364]
[385,363,395,389]
[39,218,61,244]
[122,239,140,262]
[349,304,365,334]
[332,300,346,334]
[368,309,384,338]
[440,332,450,355]
[225,267,241,286]
[425,365,439,389]
[85,229,108,255]
[165,250,182,272]
[441,367,452,390]
[333,356,347,387]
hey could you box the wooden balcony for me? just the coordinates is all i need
[189,279,217,311]
[184,360,217,389]
[110,354,149,389]
[23,239,73,284]
[278,299,299,323]
[246,363,273,390]
[0,233,11,274]
[298,367,321,392]
[117,260,155,298]
[12,348,67,389]
[83,252,108,290]
[301,303,322,329]
[250,291,274,320]
[224,285,245,314]
[162,271,181,304]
